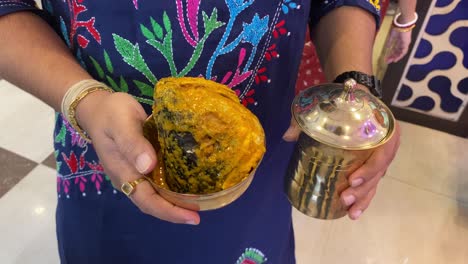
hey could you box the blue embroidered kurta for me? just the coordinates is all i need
[0,0,379,263]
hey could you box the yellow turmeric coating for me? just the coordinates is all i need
[152,77,265,194]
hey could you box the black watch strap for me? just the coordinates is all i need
[333,71,382,98]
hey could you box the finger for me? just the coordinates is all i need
[385,53,396,64]
[282,118,301,142]
[392,47,409,63]
[348,184,378,220]
[348,125,400,186]
[106,111,157,174]
[90,132,137,186]
[340,169,383,207]
[130,181,200,225]
[92,134,200,225]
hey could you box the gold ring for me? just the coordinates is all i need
[121,178,147,196]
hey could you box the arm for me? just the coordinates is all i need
[385,0,418,63]
[284,6,401,220]
[0,12,91,110]
[0,11,199,225]
[398,0,417,24]
[312,6,376,81]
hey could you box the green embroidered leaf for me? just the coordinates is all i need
[113,34,133,58]
[203,8,224,34]
[140,24,155,40]
[162,34,172,53]
[55,122,67,147]
[103,50,114,74]
[133,80,153,97]
[179,9,223,77]
[150,17,163,39]
[89,56,105,79]
[163,12,171,33]
[120,76,129,93]
[112,34,157,84]
[106,75,119,91]
[133,96,154,106]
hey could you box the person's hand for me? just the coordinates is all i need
[384,28,412,64]
[340,123,400,220]
[282,119,401,220]
[75,91,200,225]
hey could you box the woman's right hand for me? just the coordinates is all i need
[75,90,200,225]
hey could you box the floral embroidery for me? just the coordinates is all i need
[132,0,138,10]
[176,0,201,47]
[140,8,224,77]
[54,114,110,198]
[89,50,155,105]
[281,0,298,14]
[113,34,157,84]
[236,248,267,264]
[64,0,101,48]
[53,0,298,199]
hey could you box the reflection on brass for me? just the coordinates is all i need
[286,79,395,219]
[285,133,372,219]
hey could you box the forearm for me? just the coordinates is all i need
[312,6,376,82]
[398,0,417,23]
[0,12,92,111]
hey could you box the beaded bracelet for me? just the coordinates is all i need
[61,80,114,142]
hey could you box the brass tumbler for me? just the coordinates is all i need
[285,79,395,219]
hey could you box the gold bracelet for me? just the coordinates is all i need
[393,24,416,33]
[61,80,114,142]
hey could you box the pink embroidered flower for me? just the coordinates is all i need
[176,0,201,47]
[62,179,71,195]
[218,48,252,88]
[87,162,105,193]
[74,176,88,193]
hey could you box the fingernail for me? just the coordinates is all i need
[343,195,356,206]
[185,220,198,225]
[351,178,364,187]
[352,210,362,219]
[136,153,152,174]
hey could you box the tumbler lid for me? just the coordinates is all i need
[292,79,395,150]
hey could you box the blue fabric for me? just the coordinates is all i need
[1,0,379,263]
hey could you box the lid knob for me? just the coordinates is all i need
[342,78,357,102]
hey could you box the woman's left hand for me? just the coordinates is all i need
[283,120,401,220]
[384,28,412,64]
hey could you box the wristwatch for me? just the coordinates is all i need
[333,71,382,98]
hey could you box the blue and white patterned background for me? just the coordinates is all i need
[392,0,468,122]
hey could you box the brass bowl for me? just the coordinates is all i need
[143,115,260,211]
